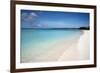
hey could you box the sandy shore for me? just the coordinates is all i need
[58,30,90,61]
[21,30,90,63]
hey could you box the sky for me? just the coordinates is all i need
[21,10,90,28]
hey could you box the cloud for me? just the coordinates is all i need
[27,12,38,21]
[22,12,38,21]
[30,12,38,17]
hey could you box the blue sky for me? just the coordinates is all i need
[21,10,89,28]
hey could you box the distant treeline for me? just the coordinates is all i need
[79,27,90,30]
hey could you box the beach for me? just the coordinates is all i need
[58,30,90,61]
[21,30,90,63]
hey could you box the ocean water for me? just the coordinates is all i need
[21,29,83,62]
[21,29,82,50]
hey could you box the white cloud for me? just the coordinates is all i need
[30,12,38,17]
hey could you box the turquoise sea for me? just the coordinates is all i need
[21,29,83,50]
[21,29,83,62]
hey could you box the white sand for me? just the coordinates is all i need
[21,30,90,63]
[77,30,90,60]
[58,30,90,61]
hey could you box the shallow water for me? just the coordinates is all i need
[20,29,83,62]
[21,29,82,50]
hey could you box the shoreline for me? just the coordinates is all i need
[21,30,89,63]
[58,30,89,61]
